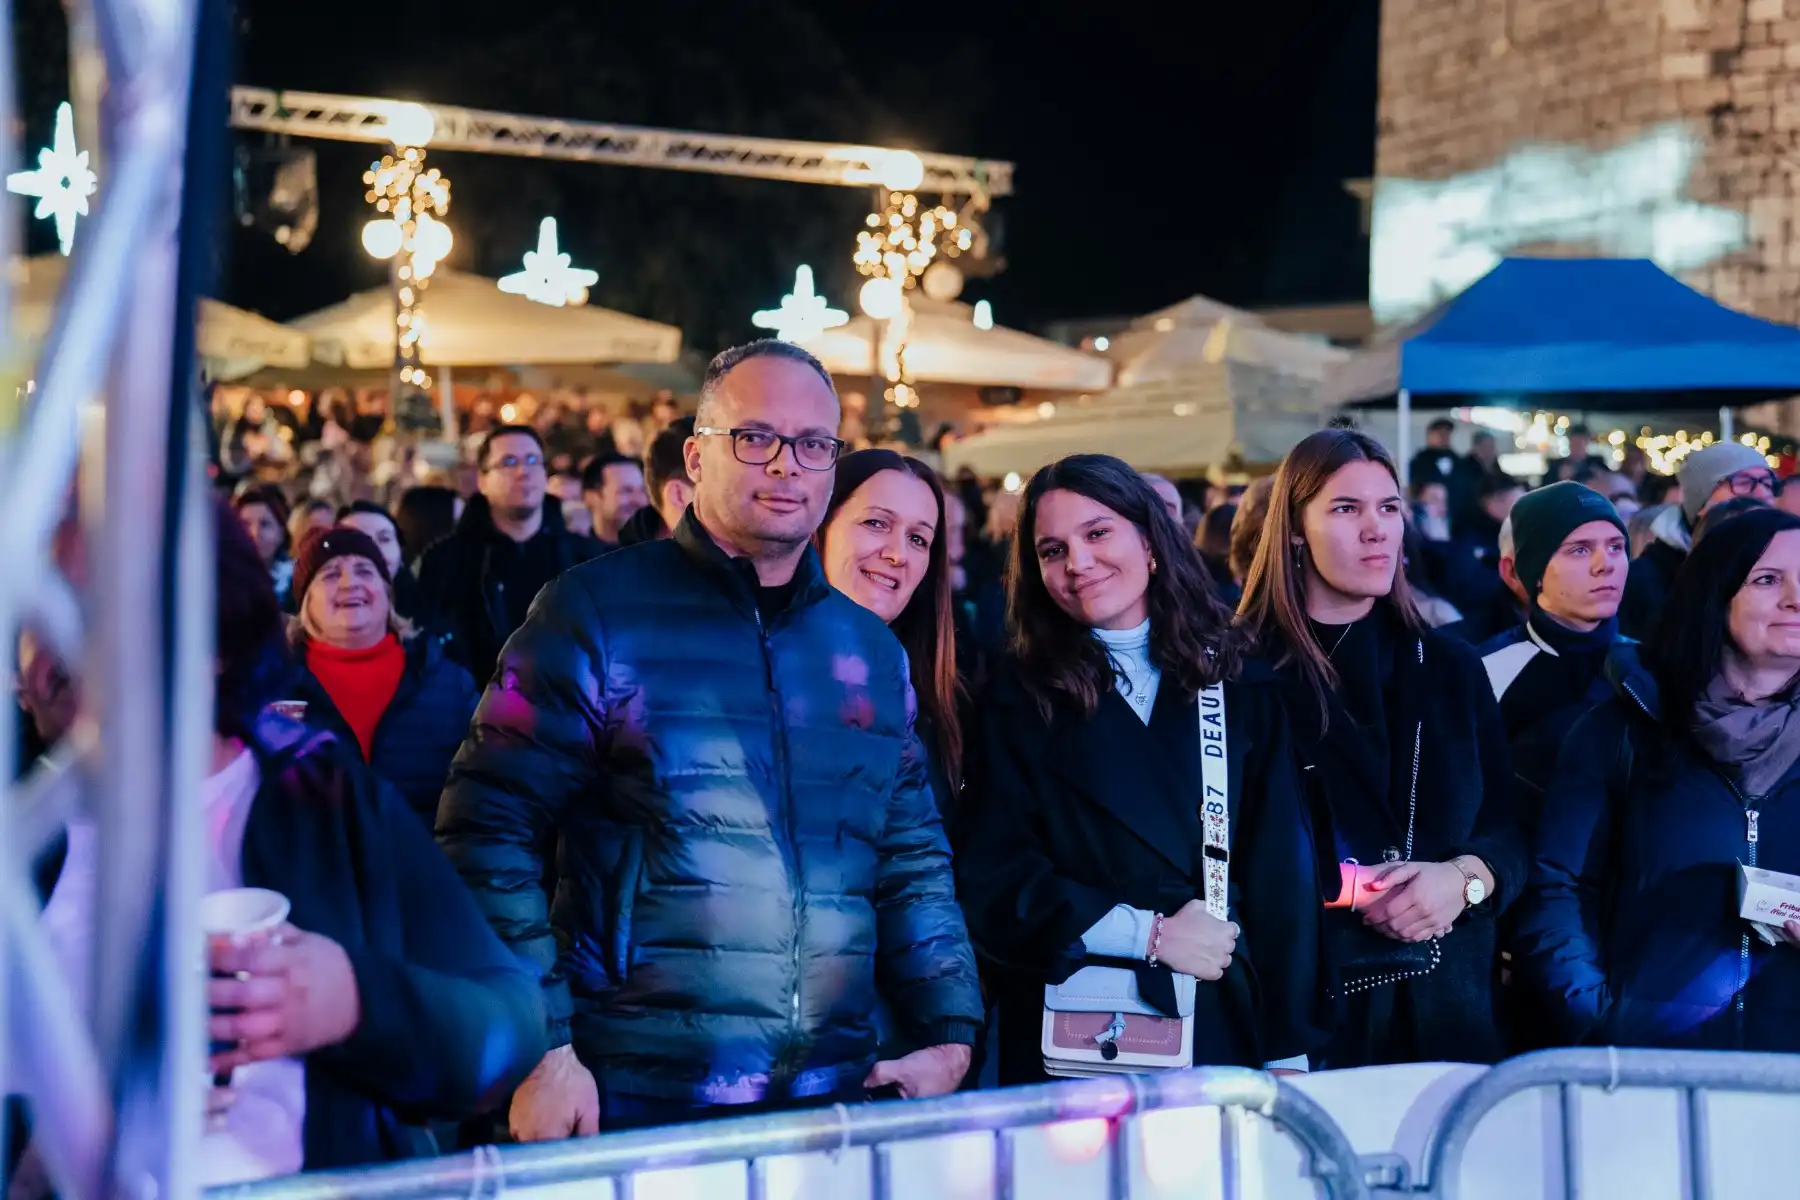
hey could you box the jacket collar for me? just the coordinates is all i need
[456,493,569,541]
[672,507,830,624]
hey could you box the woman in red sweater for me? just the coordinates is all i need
[290,527,480,823]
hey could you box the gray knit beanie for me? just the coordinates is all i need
[1679,442,1772,526]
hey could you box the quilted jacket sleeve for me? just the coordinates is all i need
[872,689,985,1049]
[436,574,604,1049]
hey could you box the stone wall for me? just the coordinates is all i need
[1376,0,1800,325]
[1376,0,1800,430]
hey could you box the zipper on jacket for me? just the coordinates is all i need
[755,607,807,1088]
[1720,774,1760,1041]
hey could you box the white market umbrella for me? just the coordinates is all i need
[801,297,1112,391]
[291,269,681,369]
[11,253,311,377]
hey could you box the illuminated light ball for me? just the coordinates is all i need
[922,260,964,302]
[1037,401,1057,419]
[382,102,436,148]
[500,402,519,423]
[361,218,403,260]
[414,213,454,263]
[1044,1118,1111,1163]
[1138,1107,1217,1191]
[973,300,995,331]
[877,150,926,191]
[1003,471,1023,493]
[569,285,590,307]
[859,276,903,320]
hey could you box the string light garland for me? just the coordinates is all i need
[362,139,452,425]
[853,189,975,412]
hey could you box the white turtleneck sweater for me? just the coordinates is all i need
[1076,619,1307,1071]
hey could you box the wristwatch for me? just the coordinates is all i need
[1452,857,1487,908]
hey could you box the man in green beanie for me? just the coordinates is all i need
[1477,482,1630,813]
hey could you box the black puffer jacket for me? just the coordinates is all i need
[290,627,480,823]
[437,513,983,1104]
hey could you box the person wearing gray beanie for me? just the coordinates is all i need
[1622,442,1776,639]
[1679,441,1777,528]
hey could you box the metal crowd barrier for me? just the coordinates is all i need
[207,1068,1370,1200]
[1420,1048,1800,1200]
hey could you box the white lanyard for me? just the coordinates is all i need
[1197,680,1230,921]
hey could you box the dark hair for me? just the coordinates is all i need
[581,452,644,493]
[214,496,297,740]
[1569,423,1594,438]
[1644,506,1800,737]
[232,481,290,524]
[1008,454,1240,721]
[1227,476,1274,584]
[1196,502,1237,564]
[337,498,398,535]
[1693,495,1770,547]
[818,449,963,785]
[1237,429,1421,720]
[1427,417,1456,435]
[1641,473,1681,507]
[1480,474,1525,502]
[478,424,545,469]
[1470,430,1496,448]
[646,417,696,505]
[393,485,459,561]
[701,340,837,414]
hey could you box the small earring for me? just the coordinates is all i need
[1149,554,1158,574]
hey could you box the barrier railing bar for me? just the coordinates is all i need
[1106,1116,1129,1200]
[869,1142,894,1200]
[1685,1087,1711,1200]
[993,1126,1016,1200]
[1423,1048,1800,1200]
[209,1068,1369,1200]
[1220,1105,1242,1200]
[1558,1083,1579,1200]
[746,1155,769,1200]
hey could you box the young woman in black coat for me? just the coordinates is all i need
[1515,507,1800,1052]
[1237,429,1524,1068]
[957,455,1334,1085]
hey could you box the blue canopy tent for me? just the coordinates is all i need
[1322,257,1800,480]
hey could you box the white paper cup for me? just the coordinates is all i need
[199,887,291,940]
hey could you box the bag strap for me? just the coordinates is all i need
[1198,680,1230,921]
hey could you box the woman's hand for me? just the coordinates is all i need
[1359,861,1469,943]
[207,923,362,1073]
[1779,919,1800,949]
[1155,898,1237,980]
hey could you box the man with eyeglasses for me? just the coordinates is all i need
[1620,440,1778,639]
[415,425,599,683]
[439,340,981,1137]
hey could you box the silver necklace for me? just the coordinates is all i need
[1323,623,1354,658]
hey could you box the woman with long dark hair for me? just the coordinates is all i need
[1237,428,1522,1067]
[1516,506,1800,1051]
[817,449,962,800]
[957,454,1331,1084]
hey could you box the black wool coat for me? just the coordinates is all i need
[955,659,1335,1084]
[1273,611,1526,1067]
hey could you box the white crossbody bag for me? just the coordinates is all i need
[1040,681,1230,1076]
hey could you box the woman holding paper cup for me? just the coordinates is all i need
[1516,506,1800,1052]
[955,454,1333,1085]
[1236,428,1523,1069]
[28,500,544,1188]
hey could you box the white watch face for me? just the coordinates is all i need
[1465,876,1487,906]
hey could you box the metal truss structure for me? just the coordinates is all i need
[226,87,1014,199]
[2,0,214,1196]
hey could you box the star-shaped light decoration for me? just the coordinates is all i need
[497,217,599,307]
[753,265,849,344]
[8,103,98,255]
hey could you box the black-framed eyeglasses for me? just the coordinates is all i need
[696,426,843,471]
[1722,469,1779,498]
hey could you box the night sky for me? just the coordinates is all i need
[24,0,1380,352]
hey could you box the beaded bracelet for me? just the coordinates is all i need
[1146,912,1166,968]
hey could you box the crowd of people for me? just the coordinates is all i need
[10,340,1800,1185]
